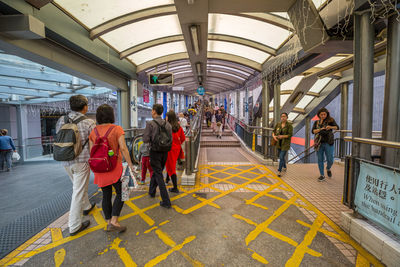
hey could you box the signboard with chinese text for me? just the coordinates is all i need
[197,86,205,95]
[354,161,400,235]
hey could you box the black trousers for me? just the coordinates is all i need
[149,150,171,206]
[101,180,124,220]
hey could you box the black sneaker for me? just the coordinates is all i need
[70,220,90,236]
[318,176,326,182]
[149,193,155,198]
[327,169,332,178]
[160,201,171,209]
[83,203,96,215]
[169,188,179,193]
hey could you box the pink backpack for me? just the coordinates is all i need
[88,126,118,173]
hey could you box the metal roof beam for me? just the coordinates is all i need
[136,53,189,72]
[236,13,294,31]
[90,5,177,40]
[0,86,67,99]
[120,35,184,59]
[208,33,276,56]
[208,52,261,71]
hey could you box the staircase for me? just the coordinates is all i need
[200,124,241,147]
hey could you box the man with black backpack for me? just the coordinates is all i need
[55,95,96,236]
[143,104,173,208]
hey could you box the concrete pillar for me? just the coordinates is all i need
[16,105,26,161]
[382,15,400,167]
[130,80,138,128]
[305,116,311,163]
[120,89,130,131]
[236,90,240,118]
[262,79,270,156]
[117,90,122,126]
[153,90,158,106]
[359,12,374,160]
[352,12,374,159]
[245,87,249,124]
[340,82,349,159]
[273,82,281,126]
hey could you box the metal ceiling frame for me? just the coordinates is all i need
[236,12,294,31]
[90,5,177,39]
[208,34,276,56]
[136,52,189,72]
[120,35,184,59]
[207,52,262,71]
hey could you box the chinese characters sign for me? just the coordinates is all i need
[354,161,400,235]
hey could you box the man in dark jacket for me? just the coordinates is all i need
[143,104,172,208]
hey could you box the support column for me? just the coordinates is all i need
[245,87,249,124]
[340,82,349,159]
[236,90,240,118]
[130,80,138,128]
[273,82,281,126]
[262,79,270,157]
[153,90,158,106]
[120,89,130,130]
[117,90,122,126]
[169,92,173,111]
[305,116,311,163]
[382,14,400,167]
[352,12,374,159]
[359,12,374,160]
[16,105,26,161]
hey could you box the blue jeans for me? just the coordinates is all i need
[0,150,12,169]
[277,149,287,172]
[317,143,334,176]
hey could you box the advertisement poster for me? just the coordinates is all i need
[143,89,149,103]
[354,161,400,235]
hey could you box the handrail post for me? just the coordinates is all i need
[185,134,192,176]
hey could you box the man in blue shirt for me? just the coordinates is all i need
[0,129,17,172]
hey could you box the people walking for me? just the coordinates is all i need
[211,110,217,134]
[178,112,188,132]
[0,129,17,172]
[165,110,186,193]
[215,109,224,139]
[272,113,293,177]
[89,104,134,232]
[143,104,173,208]
[139,143,152,185]
[312,108,339,182]
[55,95,96,236]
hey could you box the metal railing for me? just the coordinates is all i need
[185,106,203,175]
[227,114,276,159]
[342,137,400,209]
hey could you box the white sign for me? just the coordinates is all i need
[172,87,184,91]
[130,80,138,127]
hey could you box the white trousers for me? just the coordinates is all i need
[64,162,92,232]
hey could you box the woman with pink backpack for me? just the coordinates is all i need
[88,104,134,233]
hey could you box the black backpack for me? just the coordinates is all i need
[151,120,172,152]
[53,115,88,161]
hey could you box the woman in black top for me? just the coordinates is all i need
[312,108,339,182]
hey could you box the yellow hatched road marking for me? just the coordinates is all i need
[248,248,268,264]
[54,248,65,267]
[125,200,155,226]
[296,220,347,243]
[286,216,324,266]
[355,253,370,266]
[91,206,106,226]
[109,237,137,266]
[145,233,196,267]
[245,196,298,245]
[50,228,63,242]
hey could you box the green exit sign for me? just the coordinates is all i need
[148,73,174,85]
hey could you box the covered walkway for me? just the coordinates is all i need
[0,128,382,266]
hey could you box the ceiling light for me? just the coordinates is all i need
[196,62,201,76]
[190,25,200,56]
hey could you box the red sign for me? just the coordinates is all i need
[143,89,150,103]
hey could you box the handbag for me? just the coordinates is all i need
[271,138,277,146]
[121,164,139,201]
[12,152,20,161]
